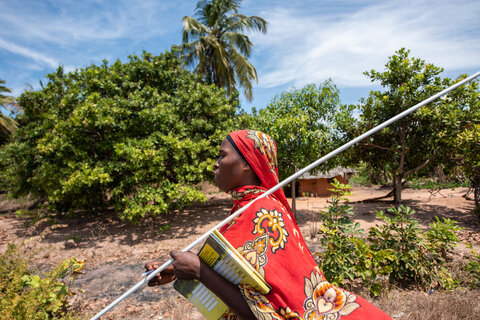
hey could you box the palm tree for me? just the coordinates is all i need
[176,0,267,101]
[0,79,17,141]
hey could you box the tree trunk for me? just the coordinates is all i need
[393,174,402,203]
[291,179,297,219]
[394,124,407,204]
[475,183,479,208]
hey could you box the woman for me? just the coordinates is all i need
[145,130,392,319]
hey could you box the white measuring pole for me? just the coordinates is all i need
[90,70,480,319]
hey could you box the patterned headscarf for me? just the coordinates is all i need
[227,130,294,222]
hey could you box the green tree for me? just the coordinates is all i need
[458,125,480,207]
[345,48,478,203]
[251,80,344,214]
[175,0,267,101]
[0,79,18,143]
[0,51,237,222]
[448,79,480,207]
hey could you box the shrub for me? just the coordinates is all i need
[316,181,463,296]
[464,245,480,289]
[367,205,460,289]
[0,51,238,223]
[316,179,362,286]
[0,243,84,319]
[316,180,396,296]
[425,216,463,260]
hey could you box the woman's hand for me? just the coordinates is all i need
[170,250,201,281]
[144,261,176,287]
[144,251,201,286]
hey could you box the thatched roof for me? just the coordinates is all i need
[299,167,356,180]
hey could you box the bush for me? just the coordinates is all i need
[0,51,237,223]
[463,244,480,289]
[0,243,83,319]
[316,179,363,285]
[316,181,463,296]
[368,205,460,290]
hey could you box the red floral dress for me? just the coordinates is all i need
[219,185,392,320]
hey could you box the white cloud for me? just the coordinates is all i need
[0,0,181,47]
[0,38,59,69]
[251,0,480,89]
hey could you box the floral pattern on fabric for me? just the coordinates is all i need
[240,285,283,320]
[303,271,360,319]
[279,307,302,319]
[253,208,289,253]
[246,130,278,178]
[229,187,265,201]
[237,234,269,277]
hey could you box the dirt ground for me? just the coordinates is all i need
[1,185,480,319]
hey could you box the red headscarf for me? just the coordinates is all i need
[227,130,295,222]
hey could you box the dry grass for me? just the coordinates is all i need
[375,288,480,319]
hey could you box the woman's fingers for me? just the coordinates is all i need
[169,251,201,280]
[144,262,176,286]
[145,250,201,286]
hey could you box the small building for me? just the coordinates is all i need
[298,167,356,197]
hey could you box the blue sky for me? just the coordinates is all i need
[1,0,479,112]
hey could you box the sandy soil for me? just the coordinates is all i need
[1,185,479,319]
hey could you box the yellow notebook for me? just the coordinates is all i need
[173,229,271,320]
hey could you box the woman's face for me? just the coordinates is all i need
[214,138,249,192]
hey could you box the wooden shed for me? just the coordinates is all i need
[297,167,356,197]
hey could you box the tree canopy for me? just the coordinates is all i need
[0,51,237,222]
[445,78,480,207]
[344,48,479,202]
[175,0,267,101]
[250,80,344,213]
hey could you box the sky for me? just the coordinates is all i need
[1,0,479,112]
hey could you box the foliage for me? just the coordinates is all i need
[249,80,345,211]
[0,243,83,319]
[0,51,237,222]
[408,177,469,190]
[454,103,480,208]
[464,246,480,288]
[175,0,267,100]
[316,182,464,296]
[348,162,376,186]
[343,48,480,202]
[316,180,396,296]
[316,179,361,286]
[349,237,396,296]
[368,206,436,286]
[425,216,463,259]
[319,179,358,233]
[0,78,18,144]
[368,206,463,290]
